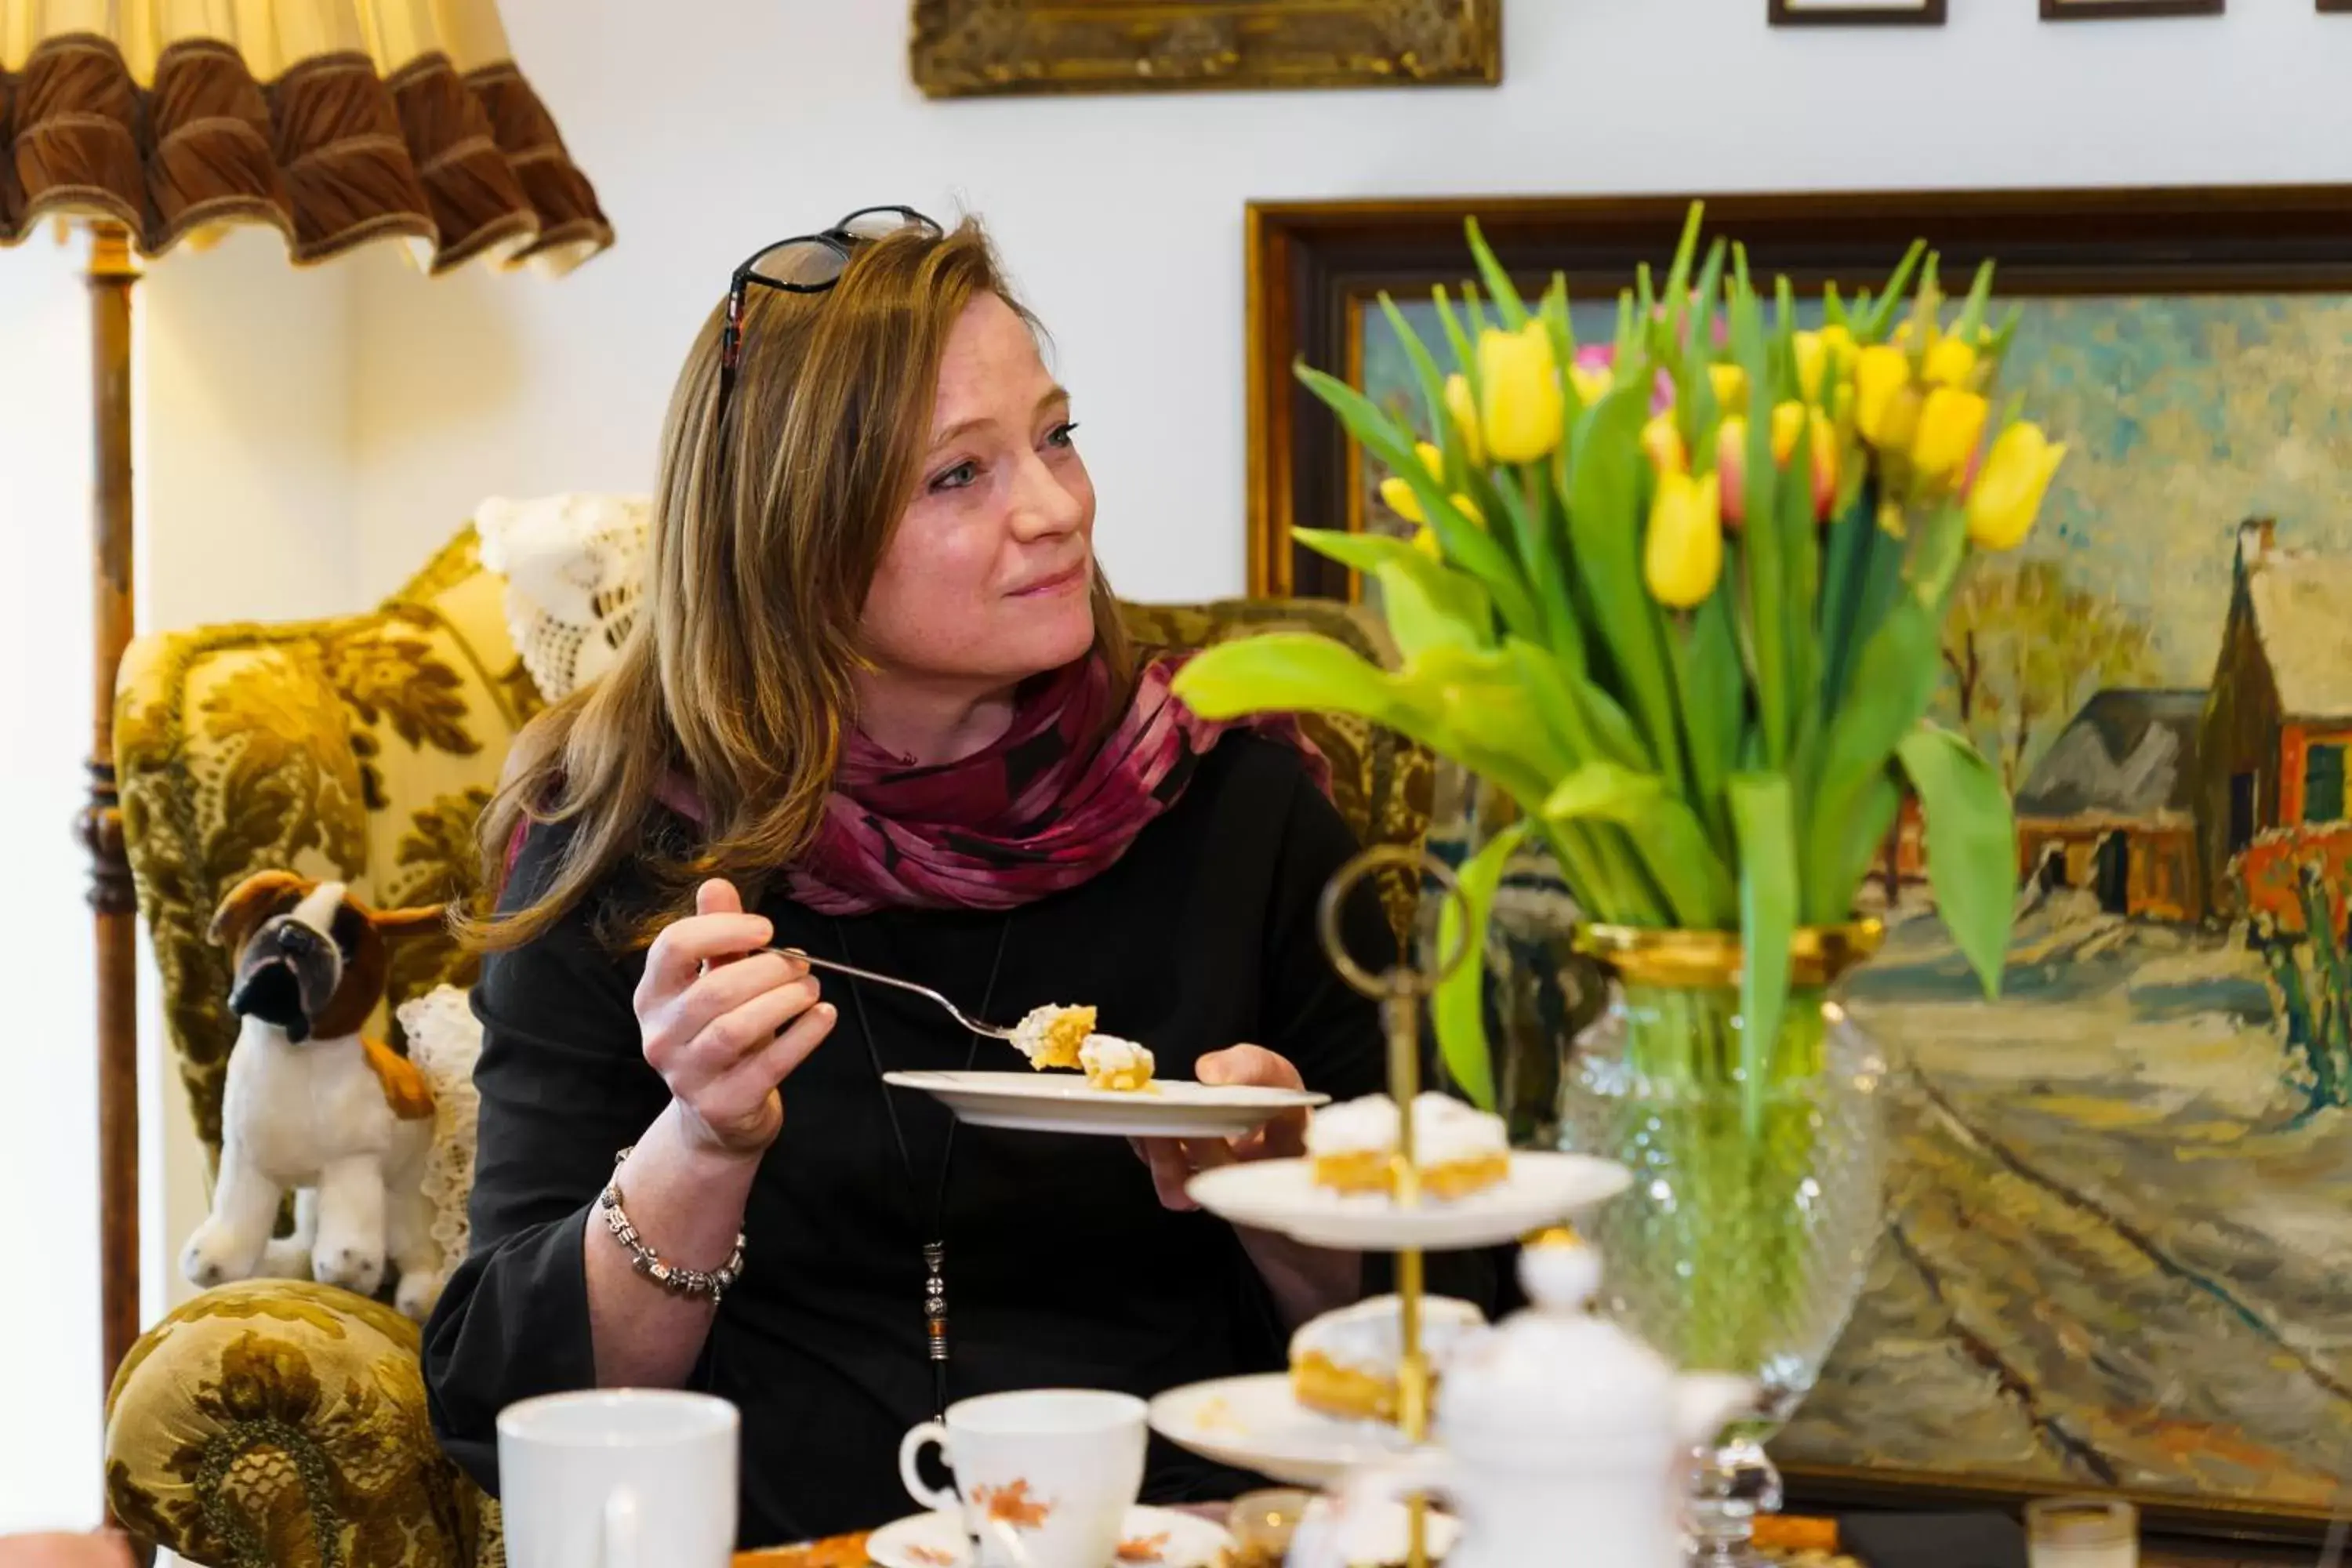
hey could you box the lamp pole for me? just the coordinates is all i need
[79,220,142,1395]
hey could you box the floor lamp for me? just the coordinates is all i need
[0,0,612,1403]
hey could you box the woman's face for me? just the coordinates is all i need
[859,293,1098,689]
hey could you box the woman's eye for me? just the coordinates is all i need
[931,459,981,492]
[1046,421,1080,448]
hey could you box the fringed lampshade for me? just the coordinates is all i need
[0,0,612,272]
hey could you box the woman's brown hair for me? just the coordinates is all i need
[460,216,1133,953]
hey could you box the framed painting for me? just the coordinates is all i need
[1769,0,1947,24]
[908,0,1501,99]
[1246,186,2352,1537]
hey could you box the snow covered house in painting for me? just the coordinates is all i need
[2195,520,2352,913]
[2016,689,2207,920]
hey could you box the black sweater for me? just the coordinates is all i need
[422,735,1487,1548]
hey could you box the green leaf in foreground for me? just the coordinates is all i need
[1295,528,1492,657]
[1730,772,1798,1131]
[1896,723,2018,998]
[1171,632,1419,729]
[1432,818,1534,1112]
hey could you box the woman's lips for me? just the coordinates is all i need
[1011,561,1088,598]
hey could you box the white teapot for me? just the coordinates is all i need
[1330,1234,1751,1568]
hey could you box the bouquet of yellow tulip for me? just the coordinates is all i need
[1173,203,2060,1116]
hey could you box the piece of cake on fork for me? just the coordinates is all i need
[1011,1004,1096,1069]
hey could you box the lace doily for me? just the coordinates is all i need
[397,983,485,1276]
[475,492,652,702]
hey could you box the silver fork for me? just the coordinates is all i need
[763,946,1020,1040]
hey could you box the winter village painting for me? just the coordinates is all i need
[1362,292,2352,1521]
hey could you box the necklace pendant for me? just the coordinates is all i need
[923,1240,949,1363]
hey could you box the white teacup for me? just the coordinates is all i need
[498,1388,739,1568]
[899,1388,1149,1568]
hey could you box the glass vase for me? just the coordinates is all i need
[1559,924,1889,1568]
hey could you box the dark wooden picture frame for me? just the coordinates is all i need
[1243,185,2352,1540]
[2041,0,2223,17]
[1246,186,2352,601]
[909,0,1501,98]
[1769,0,1947,24]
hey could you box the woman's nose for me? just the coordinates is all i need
[1007,453,1085,539]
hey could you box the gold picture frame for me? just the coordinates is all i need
[909,0,1501,99]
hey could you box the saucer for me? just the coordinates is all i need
[883,1070,1327,1139]
[1183,1152,1632,1250]
[1146,1373,1426,1487]
[866,1504,1229,1568]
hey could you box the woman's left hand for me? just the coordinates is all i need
[1134,1044,1308,1210]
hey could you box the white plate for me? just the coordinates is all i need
[867,1504,1229,1568]
[1183,1152,1632,1250]
[1147,1373,1428,1488]
[883,1070,1328,1139]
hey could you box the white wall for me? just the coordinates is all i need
[0,234,104,1532]
[4,0,2350,1537]
[350,0,2352,602]
[0,223,354,1532]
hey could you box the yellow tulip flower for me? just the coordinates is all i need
[1444,374,1486,467]
[1765,400,1841,521]
[1709,363,1748,414]
[1569,362,1613,406]
[1645,470,1724,609]
[1853,344,1922,452]
[1966,422,2068,551]
[1450,493,1486,529]
[1413,526,1444,560]
[1379,477,1425,525]
[1793,325,1857,403]
[1912,387,1990,479]
[1923,335,1978,389]
[1717,416,1751,528]
[1476,323,1567,464]
[1641,412,1689,476]
[1414,441,1445,482]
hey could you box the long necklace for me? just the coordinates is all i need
[834,916,1011,1425]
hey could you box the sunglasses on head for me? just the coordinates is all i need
[716,205,945,414]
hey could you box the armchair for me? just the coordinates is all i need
[99,516,1437,1568]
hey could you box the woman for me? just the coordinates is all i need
[422,208,1450,1547]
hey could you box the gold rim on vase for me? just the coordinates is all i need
[1571,919,1886,989]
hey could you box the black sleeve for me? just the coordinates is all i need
[420,824,676,1495]
[1257,753,1506,1317]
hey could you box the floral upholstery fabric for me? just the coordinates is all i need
[103,524,1435,1568]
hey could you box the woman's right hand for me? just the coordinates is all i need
[633,879,837,1159]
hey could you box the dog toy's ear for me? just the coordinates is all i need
[208,870,312,952]
[360,902,449,942]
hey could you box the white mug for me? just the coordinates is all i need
[899,1388,1148,1568]
[498,1388,739,1568]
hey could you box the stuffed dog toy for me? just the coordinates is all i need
[181,870,452,1319]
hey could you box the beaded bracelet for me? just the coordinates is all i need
[598,1145,746,1305]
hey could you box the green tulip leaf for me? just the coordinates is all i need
[1431,818,1534,1112]
[1730,771,1798,1131]
[1896,722,2017,999]
[1465,217,1533,329]
[1170,633,1411,727]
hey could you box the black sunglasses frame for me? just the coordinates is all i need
[715,204,942,414]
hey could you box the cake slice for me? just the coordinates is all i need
[1288,1293,1486,1425]
[1079,1033,1155,1092]
[1305,1092,1509,1200]
[1011,1004,1095,1070]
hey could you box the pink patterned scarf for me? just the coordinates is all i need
[657,651,1328,916]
